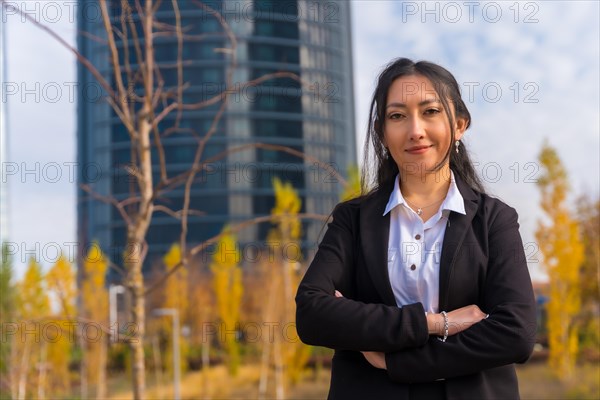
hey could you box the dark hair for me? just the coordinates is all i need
[362,57,485,194]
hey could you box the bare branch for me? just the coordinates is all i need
[153,205,205,219]
[123,163,144,182]
[0,1,114,98]
[153,31,228,41]
[176,92,228,263]
[98,0,136,139]
[172,0,185,129]
[120,0,135,122]
[144,212,328,295]
[107,260,127,276]
[77,29,108,45]
[149,71,305,134]
[80,184,133,226]
[119,196,142,207]
[191,0,238,51]
[159,142,348,195]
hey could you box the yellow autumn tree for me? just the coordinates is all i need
[80,243,109,398]
[340,165,362,201]
[261,177,311,397]
[0,243,15,397]
[210,227,243,376]
[575,196,600,357]
[160,243,189,375]
[535,142,584,380]
[45,255,77,396]
[13,257,51,399]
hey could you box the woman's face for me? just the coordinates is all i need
[382,74,466,179]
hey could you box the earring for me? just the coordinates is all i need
[455,140,460,154]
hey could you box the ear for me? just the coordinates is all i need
[454,116,468,141]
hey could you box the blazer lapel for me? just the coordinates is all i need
[438,173,479,311]
[360,181,397,306]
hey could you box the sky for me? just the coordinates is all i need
[2,1,599,282]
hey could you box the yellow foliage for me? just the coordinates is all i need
[45,256,76,395]
[271,177,302,241]
[47,255,76,318]
[161,243,189,374]
[536,142,584,380]
[340,165,362,201]
[17,258,50,319]
[81,242,108,322]
[164,243,181,270]
[576,197,600,354]
[45,319,72,395]
[80,242,109,394]
[283,266,312,385]
[163,243,188,317]
[266,178,311,390]
[12,258,51,398]
[210,227,243,375]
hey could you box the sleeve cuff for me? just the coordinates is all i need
[399,302,429,348]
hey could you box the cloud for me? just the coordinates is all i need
[4,0,598,284]
[4,5,76,277]
[351,0,599,281]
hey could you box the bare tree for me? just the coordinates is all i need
[2,1,345,398]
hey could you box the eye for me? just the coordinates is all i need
[388,112,405,120]
[424,108,441,115]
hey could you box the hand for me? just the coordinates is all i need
[447,305,488,335]
[427,305,488,336]
[361,351,387,369]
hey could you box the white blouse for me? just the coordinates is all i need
[383,170,466,313]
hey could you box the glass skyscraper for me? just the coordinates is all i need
[77,0,355,272]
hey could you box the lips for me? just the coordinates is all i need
[405,145,432,154]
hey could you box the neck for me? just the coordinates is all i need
[399,165,452,201]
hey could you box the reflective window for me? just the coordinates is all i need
[254,0,298,16]
[252,93,301,113]
[253,119,302,139]
[112,148,131,167]
[254,20,299,39]
[253,168,305,189]
[249,43,299,64]
[257,146,303,163]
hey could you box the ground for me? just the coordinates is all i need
[107,361,599,399]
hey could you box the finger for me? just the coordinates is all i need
[334,290,344,298]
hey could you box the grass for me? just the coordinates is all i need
[107,364,331,399]
[517,362,599,400]
[106,361,599,399]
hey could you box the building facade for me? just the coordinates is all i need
[77,0,356,273]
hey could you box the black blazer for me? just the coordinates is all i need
[295,173,537,400]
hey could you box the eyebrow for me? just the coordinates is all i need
[386,98,441,109]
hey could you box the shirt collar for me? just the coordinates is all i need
[383,170,466,216]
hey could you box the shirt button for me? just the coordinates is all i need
[415,234,421,240]
[410,264,416,271]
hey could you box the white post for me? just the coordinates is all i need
[109,285,125,342]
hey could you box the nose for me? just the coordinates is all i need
[408,115,425,140]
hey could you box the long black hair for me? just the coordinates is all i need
[361,58,485,194]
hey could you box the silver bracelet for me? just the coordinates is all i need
[437,311,449,342]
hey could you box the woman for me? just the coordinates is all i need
[295,58,537,399]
